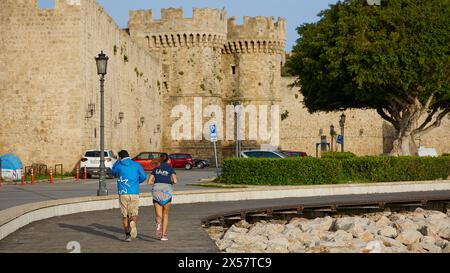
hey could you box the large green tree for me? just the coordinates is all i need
[287,0,450,155]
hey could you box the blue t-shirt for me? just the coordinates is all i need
[151,163,176,184]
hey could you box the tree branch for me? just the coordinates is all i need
[377,107,400,130]
[415,108,450,137]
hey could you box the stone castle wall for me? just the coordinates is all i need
[80,0,162,161]
[0,0,161,172]
[0,0,84,170]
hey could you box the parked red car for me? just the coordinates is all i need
[132,152,168,171]
[281,150,308,157]
[169,153,194,170]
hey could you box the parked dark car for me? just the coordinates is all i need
[169,153,194,170]
[193,159,210,168]
[281,150,308,157]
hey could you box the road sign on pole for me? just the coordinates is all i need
[209,123,220,177]
[210,123,218,142]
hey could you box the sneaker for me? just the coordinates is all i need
[130,221,138,239]
[156,223,162,238]
[125,234,132,242]
[160,235,168,241]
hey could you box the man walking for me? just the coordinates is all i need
[112,150,147,242]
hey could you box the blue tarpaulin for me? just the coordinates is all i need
[0,154,23,181]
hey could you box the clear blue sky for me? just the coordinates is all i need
[97,0,342,51]
[39,0,339,51]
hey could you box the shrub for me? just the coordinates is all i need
[321,152,356,159]
[220,156,450,185]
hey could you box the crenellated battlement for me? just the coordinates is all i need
[228,16,286,40]
[128,8,228,48]
[224,16,286,54]
[129,8,227,34]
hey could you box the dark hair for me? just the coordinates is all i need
[118,150,130,159]
[160,153,169,163]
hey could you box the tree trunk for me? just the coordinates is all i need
[390,132,417,156]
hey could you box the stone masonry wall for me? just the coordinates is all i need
[80,0,162,162]
[0,0,162,172]
[0,0,84,170]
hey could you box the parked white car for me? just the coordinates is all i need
[80,150,117,178]
[240,150,288,158]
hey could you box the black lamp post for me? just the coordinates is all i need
[233,101,241,158]
[339,113,346,153]
[330,125,336,152]
[95,51,109,196]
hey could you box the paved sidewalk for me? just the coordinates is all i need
[1,191,449,253]
[0,169,216,210]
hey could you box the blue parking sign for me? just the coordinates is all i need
[337,135,343,144]
[210,124,218,142]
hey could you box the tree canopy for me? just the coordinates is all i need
[287,0,450,155]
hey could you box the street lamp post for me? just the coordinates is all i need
[330,125,336,152]
[233,101,241,158]
[95,51,109,196]
[339,113,346,153]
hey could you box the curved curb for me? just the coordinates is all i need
[1,180,450,241]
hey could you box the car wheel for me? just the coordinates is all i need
[197,162,205,168]
[185,163,193,170]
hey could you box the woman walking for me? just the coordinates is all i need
[148,153,177,241]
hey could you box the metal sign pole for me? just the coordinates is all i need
[213,140,219,177]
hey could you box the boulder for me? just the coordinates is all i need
[217,239,234,251]
[289,217,308,226]
[394,219,419,232]
[358,231,375,242]
[396,230,423,245]
[332,230,354,242]
[438,227,450,240]
[296,232,321,245]
[247,222,270,236]
[442,244,450,253]
[233,234,267,246]
[375,235,406,248]
[334,217,356,231]
[287,241,306,253]
[419,243,442,253]
[375,216,392,227]
[309,216,334,232]
[234,220,252,229]
[378,226,398,238]
[426,211,447,221]
[266,239,289,253]
[228,225,248,234]
[361,240,384,253]
[420,236,436,246]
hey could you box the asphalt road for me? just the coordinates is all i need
[0,168,216,211]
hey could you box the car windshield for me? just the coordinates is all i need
[85,151,109,157]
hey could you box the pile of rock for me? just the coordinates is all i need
[206,208,450,253]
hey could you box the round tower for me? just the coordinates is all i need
[128,8,228,159]
[222,16,286,152]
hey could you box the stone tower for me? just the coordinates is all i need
[222,16,287,154]
[128,8,228,159]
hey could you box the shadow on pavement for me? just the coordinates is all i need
[58,223,122,241]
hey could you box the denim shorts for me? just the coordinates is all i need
[152,183,173,206]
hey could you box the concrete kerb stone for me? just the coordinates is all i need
[1,180,450,241]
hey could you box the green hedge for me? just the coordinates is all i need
[321,152,356,159]
[220,156,450,185]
